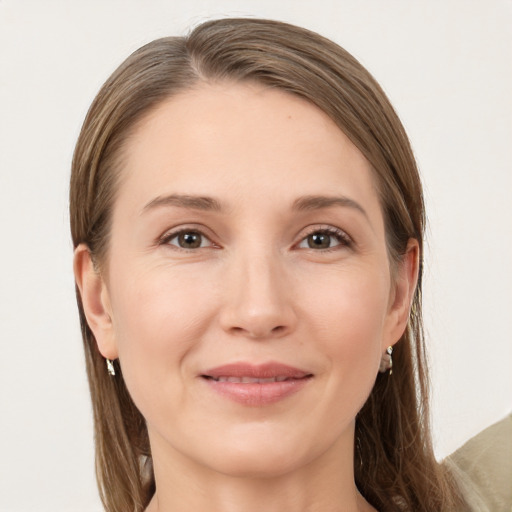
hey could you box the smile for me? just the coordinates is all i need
[200,362,313,406]
[205,375,295,383]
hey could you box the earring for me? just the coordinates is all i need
[106,358,116,376]
[379,346,393,374]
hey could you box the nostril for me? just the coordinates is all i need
[228,324,287,339]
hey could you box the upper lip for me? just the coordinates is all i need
[201,362,312,380]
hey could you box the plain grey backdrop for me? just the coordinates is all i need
[0,1,511,510]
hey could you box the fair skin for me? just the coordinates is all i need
[74,82,418,512]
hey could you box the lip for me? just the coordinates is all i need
[200,362,313,406]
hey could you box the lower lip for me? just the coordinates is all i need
[202,377,312,406]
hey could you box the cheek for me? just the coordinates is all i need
[107,264,218,413]
[300,264,390,378]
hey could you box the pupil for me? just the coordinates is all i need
[309,233,330,249]
[179,232,201,248]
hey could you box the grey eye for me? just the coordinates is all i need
[178,232,202,249]
[165,230,211,249]
[298,230,344,250]
[307,233,333,249]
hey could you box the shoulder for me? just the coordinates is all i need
[444,414,512,512]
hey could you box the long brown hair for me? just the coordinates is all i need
[70,18,465,512]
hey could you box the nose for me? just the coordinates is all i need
[219,249,297,340]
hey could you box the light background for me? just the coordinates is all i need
[0,1,510,510]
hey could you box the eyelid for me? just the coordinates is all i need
[158,224,219,250]
[294,225,353,250]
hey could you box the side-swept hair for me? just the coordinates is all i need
[70,17,465,512]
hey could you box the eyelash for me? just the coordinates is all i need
[159,226,353,252]
[159,227,217,251]
[297,226,353,252]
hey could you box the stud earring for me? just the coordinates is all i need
[106,358,116,376]
[379,346,393,374]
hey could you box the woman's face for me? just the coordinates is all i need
[78,82,414,478]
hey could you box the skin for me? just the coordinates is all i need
[74,82,418,512]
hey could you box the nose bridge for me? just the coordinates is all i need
[220,242,295,338]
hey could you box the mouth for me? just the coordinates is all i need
[200,362,313,406]
[203,375,301,383]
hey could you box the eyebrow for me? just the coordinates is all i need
[141,193,368,219]
[292,195,368,219]
[142,194,223,214]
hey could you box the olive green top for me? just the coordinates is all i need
[444,414,512,512]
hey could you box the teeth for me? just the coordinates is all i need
[241,376,259,383]
[214,376,290,383]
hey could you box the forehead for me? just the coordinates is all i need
[116,82,381,218]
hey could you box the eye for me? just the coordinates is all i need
[297,228,351,250]
[162,230,213,250]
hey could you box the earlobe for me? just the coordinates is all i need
[73,244,118,359]
[385,239,420,347]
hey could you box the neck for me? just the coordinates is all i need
[145,426,375,512]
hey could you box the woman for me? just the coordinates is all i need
[70,18,469,512]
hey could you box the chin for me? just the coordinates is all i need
[192,426,324,479]
[206,448,305,479]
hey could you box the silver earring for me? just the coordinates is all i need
[379,346,393,374]
[106,358,116,376]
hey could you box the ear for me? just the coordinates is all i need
[383,239,420,349]
[73,244,118,360]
